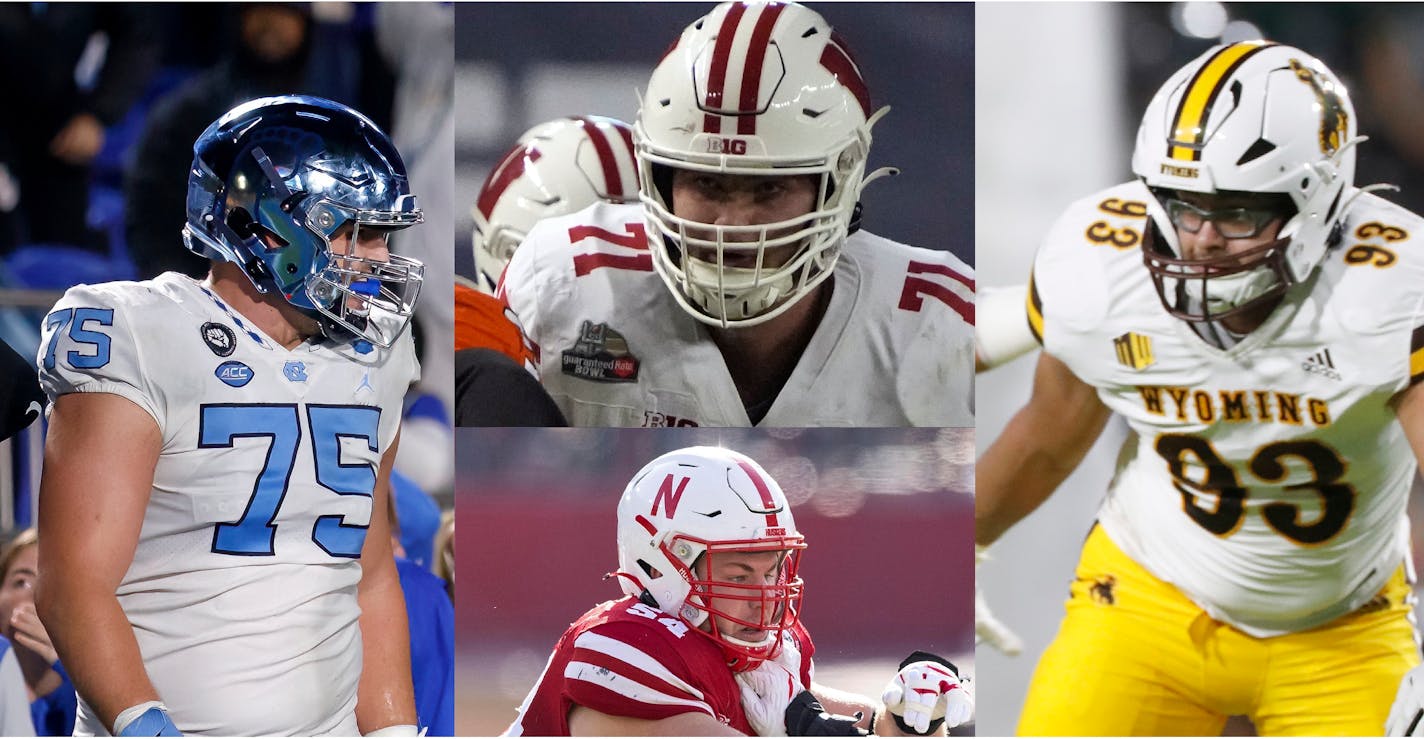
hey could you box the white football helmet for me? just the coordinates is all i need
[635,0,894,328]
[1131,41,1361,324]
[471,116,639,293]
[615,446,806,672]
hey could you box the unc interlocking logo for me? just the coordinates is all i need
[1290,58,1349,157]
[283,361,308,383]
[1113,332,1155,370]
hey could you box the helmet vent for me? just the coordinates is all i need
[1236,138,1276,165]
[803,108,824,119]
[801,27,818,38]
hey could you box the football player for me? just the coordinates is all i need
[506,445,971,736]
[498,1,974,427]
[35,96,424,736]
[454,116,639,426]
[977,42,1424,735]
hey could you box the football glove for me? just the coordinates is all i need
[1388,664,1424,736]
[114,702,181,737]
[975,545,1023,655]
[785,691,867,736]
[880,651,972,735]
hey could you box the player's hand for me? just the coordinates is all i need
[8,602,58,664]
[785,691,868,736]
[1388,664,1424,735]
[880,652,972,735]
[114,702,181,736]
[974,545,1022,655]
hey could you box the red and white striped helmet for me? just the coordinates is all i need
[635,1,892,327]
[615,446,806,672]
[471,116,639,293]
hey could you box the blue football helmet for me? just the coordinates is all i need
[183,95,424,347]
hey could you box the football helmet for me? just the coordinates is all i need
[615,446,806,672]
[635,0,895,328]
[184,95,424,347]
[471,116,640,294]
[1131,42,1361,324]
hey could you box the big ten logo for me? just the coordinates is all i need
[642,411,699,428]
[707,137,748,155]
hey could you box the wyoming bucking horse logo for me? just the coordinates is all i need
[1289,58,1349,157]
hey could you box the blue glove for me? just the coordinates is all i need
[115,704,181,737]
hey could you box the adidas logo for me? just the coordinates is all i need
[1301,348,1342,381]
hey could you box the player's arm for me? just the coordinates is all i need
[567,704,745,736]
[975,351,1111,546]
[810,684,878,732]
[1390,381,1424,736]
[355,432,418,735]
[35,392,165,733]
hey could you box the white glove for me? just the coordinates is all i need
[1388,664,1424,736]
[880,654,972,734]
[975,545,1023,655]
[736,634,807,737]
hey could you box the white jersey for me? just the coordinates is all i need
[500,202,975,427]
[1031,182,1423,636]
[37,273,419,736]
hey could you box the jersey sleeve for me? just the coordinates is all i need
[36,283,167,431]
[497,220,555,359]
[562,618,720,722]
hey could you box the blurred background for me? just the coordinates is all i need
[0,2,455,545]
[455,427,973,735]
[451,1,975,284]
[976,2,1424,735]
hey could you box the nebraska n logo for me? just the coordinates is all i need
[651,474,691,517]
[1114,332,1155,370]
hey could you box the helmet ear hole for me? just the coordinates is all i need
[637,559,662,580]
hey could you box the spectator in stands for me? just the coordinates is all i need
[389,498,455,736]
[0,5,160,255]
[0,530,75,736]
[124,3,315,279]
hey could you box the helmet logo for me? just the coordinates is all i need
[1289,59,1349,156]
[1160,164,1199,179]
[651,474,691,517]
[707,137,748,155]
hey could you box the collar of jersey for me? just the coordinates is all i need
[197,284,275,352]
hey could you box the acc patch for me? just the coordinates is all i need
[200,322,237,357]
[562,320,640,383]
[215,360,254,388]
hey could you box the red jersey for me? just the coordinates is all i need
[507,596,815,735]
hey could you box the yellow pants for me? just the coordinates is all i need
[1017,526,1420,736]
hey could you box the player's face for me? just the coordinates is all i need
[671,170,818,268]
[329,222,393,265]
[1170,191,1287,265]
[697,549,789,643]
[0,545,36,641]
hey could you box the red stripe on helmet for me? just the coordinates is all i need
[703,2,749,134]
[634,514,658,536]
[476,144,542,219]
[575,117,625,197]
[737,3,786,136]
[736,460,780,528]
[818,38,870,118]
